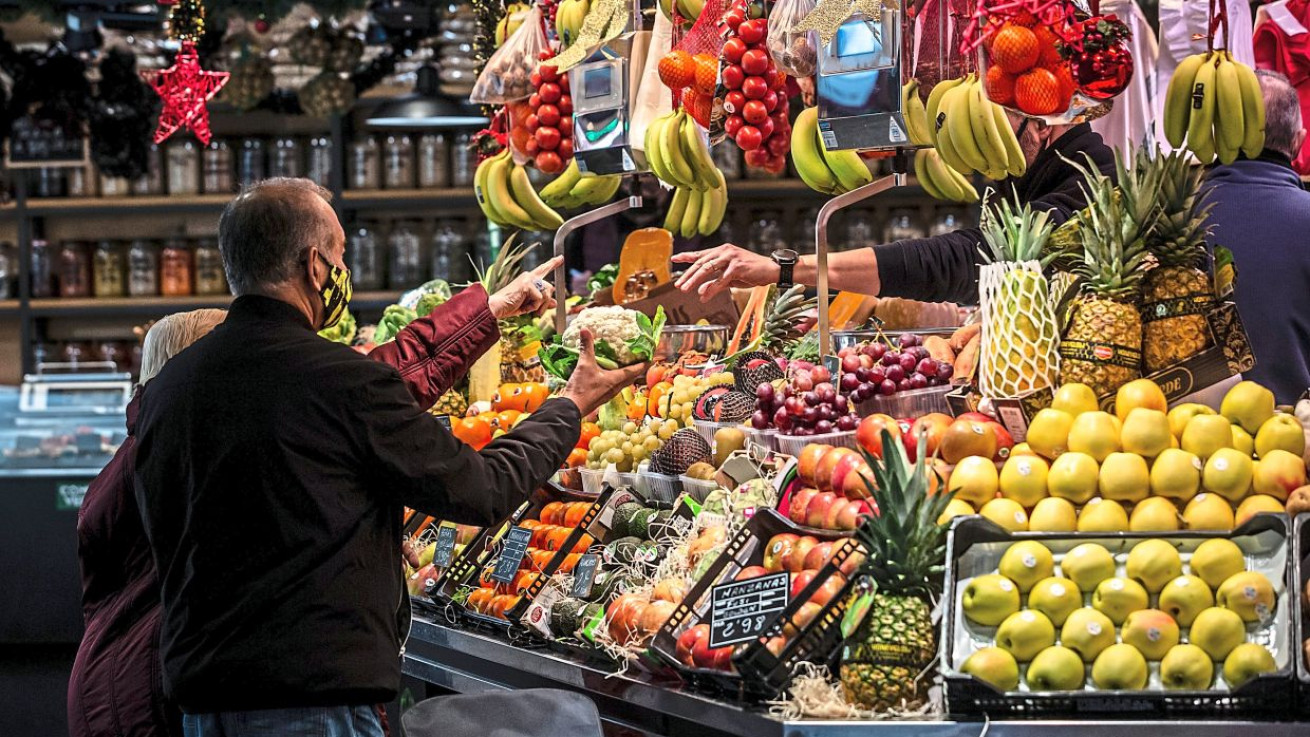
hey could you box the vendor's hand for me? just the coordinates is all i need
[672,244,779,301]
[558,329,647,416]
[488,256,562,319]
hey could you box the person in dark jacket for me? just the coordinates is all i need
[69,261,560,737]
[672,118,1117,304]
[1202,70,1310,404]
[132,178,643,736]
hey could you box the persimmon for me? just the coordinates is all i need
[577,421,601,449]
[452,416,493,449]
[563,502,591,528]
[540,502,566,526]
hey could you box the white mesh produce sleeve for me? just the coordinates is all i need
[979,260,1062,398]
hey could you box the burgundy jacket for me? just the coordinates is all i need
[68,286,499,737]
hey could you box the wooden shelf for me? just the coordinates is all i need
[340,187,479,210]
[27,291,402,318]
[24,194,234,216]
[0,300,19,315]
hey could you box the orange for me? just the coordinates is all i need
[992,25,1039,74]
[540,501,566,526]
[658,50,696,90]
[1015,68,1062,115]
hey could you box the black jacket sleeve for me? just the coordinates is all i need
[871,124,1115,304]
[353,369,582,525]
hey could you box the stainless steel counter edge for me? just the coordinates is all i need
[0,468,104,478]
[404,613,1309,737]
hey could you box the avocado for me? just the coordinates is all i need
[550,598,586,635]
[611,502,644,537]
[648,509,679,542]
[628,508,659,540]
[604,536,643,566]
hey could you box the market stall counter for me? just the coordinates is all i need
[402,613,1310,737]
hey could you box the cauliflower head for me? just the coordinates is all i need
[562,306,645,365]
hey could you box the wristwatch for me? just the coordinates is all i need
[772,249,798,288]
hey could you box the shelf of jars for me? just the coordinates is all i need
[23,291,400,317]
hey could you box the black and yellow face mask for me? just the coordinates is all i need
[316,253,353,331]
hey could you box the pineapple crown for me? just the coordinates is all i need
[979,192,1057,267]
[1146,147,1216,267]
[852,429,955,600]
[763,284,816,353]
[1065,149,1156,301]
[474,234,534,294]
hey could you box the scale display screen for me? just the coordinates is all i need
[584,67,614,99]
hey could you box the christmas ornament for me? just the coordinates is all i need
[1063,15,1133,101]
[168,0,207,44]
[143,41,230,145]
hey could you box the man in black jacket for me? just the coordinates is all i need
[133,179,644,736]
[673,118,1116,305]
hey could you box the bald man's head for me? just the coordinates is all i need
[1256,70,1306,160]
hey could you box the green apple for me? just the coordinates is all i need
[1203,448,1255,503]
[1125,538,1183,593]
[1025,645,1086,691]
[1255,413,1306,458]
[998,541,1055,593]
[1158,574,1214,627]
[1121,408,1172,458]
[1221,380,1275,435]
[1189,607,1247,660]
[1028,577,1082,626]
[1189,538,1246,589]
[960,646,1020,691]
[1092,643,1149,690]
[996,609,1057,662]
[1222,643,1277,689]
[1061,543,1117,591]
[1121,609,1180,660]
[961,573,1021,626]
[1216,571,1277,623]
[1061,607,1117,662]
[1048,452,1100,504]
[1093,577,1149,625]
[1169,403,1215,439]
[1231,425,1256,456]
[1160,643,1215,689]
[1099,452,1151,503]
[1151,448,1203,502]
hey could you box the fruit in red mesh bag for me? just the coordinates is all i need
[992,25,1040,74]
[723,38,747,64]
[693,53,718,95]
[528,60,572,173]
[1010,10,1038,26]
[659,50,696,90]
[1035,26,1063,67]
[1014,68,1063,115]
[736,125,763,151]
[682,88,712,127]
[986,65,1017,106]
[1050,63,1077,103]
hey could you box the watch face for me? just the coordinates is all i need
[773,248,798,264]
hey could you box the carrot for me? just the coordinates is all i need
[748,286,769,345]
[727,287,766,355]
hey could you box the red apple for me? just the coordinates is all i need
[788,486,819,524]
[940,420,999,464]
[791,569,818,599]
[809,572,847,606]
[764,636,788,657]
[803,541,834,571]
[783,602,823,637]
[818,447,860,492]
[834,499,872,530]
[990,422,1015,460]
[805,492,839,529]
[797,444,831,486]
[677,623,710,665]
[692,635,734,670]
[897,418,917,457]
[910,413,953,459]
[784,536,818,572]
[957,412,996,424]
[762,533,798,572]
[841,462,874,500]
[856,414,902,458]
[736,564,769,581]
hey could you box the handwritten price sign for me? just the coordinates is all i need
[709,571,790,649]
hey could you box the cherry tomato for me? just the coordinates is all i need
[724,90,747,114]
[721,64,745,90]
[530,70,542,88]
[539,63,559,82]
[538,83,562,104]
[735,125,763,151]
[722,38,747,64]
[756,116,775,140]
[534,126,561,151]
[742,76,769,100]
[767,132,791,156]
[742,100,768,125]
[529,93,541,108]
[535,151,563,173]
[724,9,745,29]
[525,138,539,156]
[557,138,574,159]
[738,18,767,44]
[741,48,770,76]
[558,96,573,115]
[524,114,540,133]
[724,114,744,137]
[761,90,779,113]
[536,104,561,127]
[743,148,771,167]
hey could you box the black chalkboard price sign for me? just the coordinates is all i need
[570,554,600,598]
[4,115,88,169]
[490,525,533,584]
[709,572,790,648]
[432,525,458,568]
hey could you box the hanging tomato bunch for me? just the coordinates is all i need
[525,55,574,174]
[720,13,790,173]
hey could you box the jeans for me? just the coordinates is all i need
[183,705,385,737]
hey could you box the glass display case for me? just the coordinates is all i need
[0,384,127,476]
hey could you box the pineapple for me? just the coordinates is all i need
[761,284,815,354]
[1141,149,1216,371]
[977,195,1061,397]
[429,381,469,417]
[1058,149,1158,397]
[839,430,954,712]
[473,236,546,387]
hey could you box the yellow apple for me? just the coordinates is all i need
[1181,414,1234,461]
[1093,577,1149,624]
[1052,383,1100,416]
[1161,643,1214,689]
[1255,413,1306,458]
[1190,539,1247,589]
[1061,543,1117,591]
[1235,494,1285,527]
[960,646,1020,691]
[1158,574,1214,627]
[948,455,1000,507]
[1130,496,1181,531]
[1221,380,1276,435]
[1231,425,1256,456]
[1115,379,1168,423]
[1068,411,1123,462]
[1000,455,1050,507]
[1203,447,1254,503]
[980,498,1029,532]
[1026,645,1087,691]
[1125,539,1183,593]
[1027,409,1074,460]
[1223,643,1277,689]
[1028,576,1082,626]
[1121,408,1172,458]
[1252,449,1307,502]
[1048,452,1100,504]
[1169,403,1216,439]
[1184,493,1235,531]
[1077,497,1128,532]
[1029,497,1078,532]
[1099,452,1150,503]
[998,541,1055,592]
[1060,607,1117,662]
[1121,609,1181,660]
[1189,606,1247,659]
[1151,448,1203,502]
[1216,570,1276,623]
[996,609,1057,661]
[937,498,976,526]
[961,573,1021,626]
[1092,643,1149,690]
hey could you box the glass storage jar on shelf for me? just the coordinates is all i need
[347,222,384,290]
[30,239,54,298]
[0,241,13,299]
[270,137,302,178]
[429,220,469,282]
[712,143,742,181]
[203,139,234,193]
[238,138,266,186]
[193,238,227,295]
[843,212,877,251]
[127,239,159,296]
[99,172,130,197]
[349,136,381,190]
[167,137,201,195]
[133,144,164,195]
[884,208,925,242]
[58,241,92,298]
[930,209,967,237]
[67,163,95,197]
[383,134,416,189]
[418,133,450,188]
[747,211,786,255]
[93,240,126,297]
[307,136,332,187]
[35,167,65,198]
[160,238,194,296]
[388,220,425,288]
[450,132,476,187]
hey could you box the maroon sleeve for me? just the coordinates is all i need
[367,284,501,410]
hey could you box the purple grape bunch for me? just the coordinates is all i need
[751,360,861,437]
[837,333,954,402]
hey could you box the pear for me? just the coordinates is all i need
[980,498,1029,532]
[1221,380,1276,434]
[1093,577,1149,624]
[1189,539,1246,589]
[1047,452,1100,504]
[1061,543,1117,591]
[937,498,976,526]
[1222,643,1277,689]
[1168,403,1216,440]
[1061,607,1117,662]
[1000,455,1049,507]
[1252,449,1307,502]
[998,541,1055,592]
[1029,497,1078,532]
[1255,413,1306,458]
[961,573,1021,626]
[1161,644,1215,689]
[1092,643,1149,689]
[1159,575,1215,627]
[961,646,1020,691]
[1216,571,1276,623]
[1130,497,1181,531]
[1189,606,1246,660]
[1125,539,1183,593]
[1181,414,1234,460]
[1121,609,1181,660]
[996,609,1057,661]
[1150,448,1202,502]
[948,456,1000,507]
[1098,452,1150,503]
[1028,576,1082,626]
[1121,408,1172,458]
[1052,382,1100,416]
[1202,447,1254,503]
[1027,409,1074,459]
[1236,494,1285,527]
[1026,645,1087,691]
[1077,497,1128,532]
[1231,425,1256,456]
[1184,493,1235,531]
[1068,411,1122,462]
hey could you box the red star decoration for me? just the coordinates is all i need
[143,41,229,146]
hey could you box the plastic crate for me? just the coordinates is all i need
[649,508,853,701]
[401,513,488,605]
[942,515,1296,718]
[857,384,954,418]
[679,475,722,502]
[693,419,748,446]
[1294,514,1310,714]
[635,471,682,503]
[774,430,857,457]
[746,427,778,452]
[580,468,639,495]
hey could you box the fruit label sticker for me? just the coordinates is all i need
[571,554,600,598]
[1022,552,1037,568]
[1108,579,1125,591]
[1213,457,1229,471]
[1049,582,1067,597]
[433,525,458,568]
[1086,620,1103,636]
[1147,627,1161,642]
[1017,460,1032,477]
[709,571,790,648]
[998,579,1015,592]
[490,525,534,584]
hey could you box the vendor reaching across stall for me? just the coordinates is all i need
[672,116,1116,304]
[133,178,646,737]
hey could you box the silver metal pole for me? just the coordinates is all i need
[552,194,643,334]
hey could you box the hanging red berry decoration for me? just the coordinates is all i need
[142,0,229,145]
[1062,15,1134,101]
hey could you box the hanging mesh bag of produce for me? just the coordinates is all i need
[471,5,549,104]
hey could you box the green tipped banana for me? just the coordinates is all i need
[509,163,565,230]
[926,77,965,147]
[680,187,702,239]
[1234,56,1266,158]
[944,80,988,173]
[934,111,967,176]
[680,113,719,190]
[665,186,689,231]
[824,147,873,192]
[903,80,933,146]
[991,102,1027,178]
[923,148,966,202]
[792,107,839,193]
[645,115,673,183]
[1165,53,1208,148]
[474,153,503,225]
[698,176,726,235]
[486,155,536,229]
[969,80,1009,174]
[574,174,622,205]
[540,159,582,207]
[1214,54,1244,164]
[663,111,697,187]
[1187,54,1218,163]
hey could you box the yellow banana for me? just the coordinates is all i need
[662,111,697,187]
[1214,54,1244,164]
[540,159,582,207]
[1187,54,1218,163]
[934,110,967,176]
[949,165,980,202]
[486,155,536,229]
[923,148,966,202]
[679,113,718,190]
[680,187,702,239]
[645,115,674,183]
[944,79,988,173]
[991,101,1027,178]
[474,152,509,225]
[573,173,622,205]
[914,149,948,200]
[510,163,565,230]
[969,79,1009,175]
[902,80,932,146]
[1234,56,1266,158]
[926,77,965,147]
[698,174,726,235]
[792,107,839,193]
[665,186,689,231]
[1164,53,1208,149]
